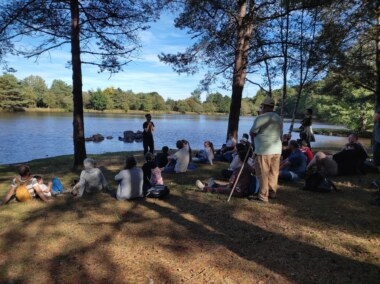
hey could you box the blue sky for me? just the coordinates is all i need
[4,12,260,101]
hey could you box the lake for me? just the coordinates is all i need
[0,112,354,165]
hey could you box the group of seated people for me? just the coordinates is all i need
[195,132,371,198]
[0,132,374,206]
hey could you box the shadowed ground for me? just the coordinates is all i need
[0,152,379,283]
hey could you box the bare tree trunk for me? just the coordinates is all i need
[70,0,86,168]
[288,8,304,136]
[227,0,254,140]
[280,0,290,117]
[376,1,380,109]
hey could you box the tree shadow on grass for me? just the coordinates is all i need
[0,187,379,283]
[138,194,380,283]
[275,176,380,238]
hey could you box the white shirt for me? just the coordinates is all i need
[172,148,190,173]
[228,154,242,171]
[226,137,237,148]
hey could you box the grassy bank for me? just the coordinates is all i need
[0,152,379,283]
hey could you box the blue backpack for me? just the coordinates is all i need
[51,177,64,193]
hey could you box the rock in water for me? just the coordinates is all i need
[92,133,105,142]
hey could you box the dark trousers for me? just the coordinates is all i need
[374,142,380,166]
[143,137,154,155]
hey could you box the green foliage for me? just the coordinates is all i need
[0,74,29,111]
[89,89,109,111]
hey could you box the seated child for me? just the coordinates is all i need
[72,158,108,197]
[192,141,215,165]
[300,140,314,163]
[155,146,169,168]
[34,176,52,197]
[142,152,164,193]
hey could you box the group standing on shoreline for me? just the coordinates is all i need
[1,97,380,207]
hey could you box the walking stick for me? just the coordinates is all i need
[227,144,252,202]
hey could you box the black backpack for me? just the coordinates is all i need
[302,172,338,193]
[145,185,170,198]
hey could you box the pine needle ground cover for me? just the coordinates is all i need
[0,153,379,283]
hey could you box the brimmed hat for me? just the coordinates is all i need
[262,96,275,107]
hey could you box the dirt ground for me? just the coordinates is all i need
[0,153,379,283]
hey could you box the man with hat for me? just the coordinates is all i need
[250,96,282,203]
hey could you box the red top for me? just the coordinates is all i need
[301,146,313,163]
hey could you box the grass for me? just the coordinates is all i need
[0,152,379,283]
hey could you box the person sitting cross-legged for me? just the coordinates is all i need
[279,140,307,182]
[72,158,108,197]
[0,165,49,207]
[163,140,190,173]
[115,156,144,200]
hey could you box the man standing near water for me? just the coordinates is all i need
[250,96,282,203]
[143,114,155,155]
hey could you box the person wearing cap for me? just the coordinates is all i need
[240,133,253,157]
[279,140,307,181]
[143,114,155,155]
[250,96,282,203]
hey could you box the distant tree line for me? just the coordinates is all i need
[0,74,262,115]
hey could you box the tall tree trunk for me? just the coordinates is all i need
[376,1,380,109]
[227,0,254,140]
[288,8,305,135]
[280,0,290,117]
[70,0,86,168]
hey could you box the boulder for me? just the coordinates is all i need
[106,136,113,140]
[123,130,135,143]
[92,133,105,142]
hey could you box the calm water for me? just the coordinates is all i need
[0,112,352,165]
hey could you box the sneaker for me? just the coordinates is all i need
[196,180,205,190]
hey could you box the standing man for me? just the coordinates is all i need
[143,114,155,155]
[250,96,282,203]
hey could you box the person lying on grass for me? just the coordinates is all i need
[72,158,108,197]
[195,150,256,198]
[0,165,49,206]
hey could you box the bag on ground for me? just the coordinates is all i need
[302,172,337,193]
[146,185,170,198]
